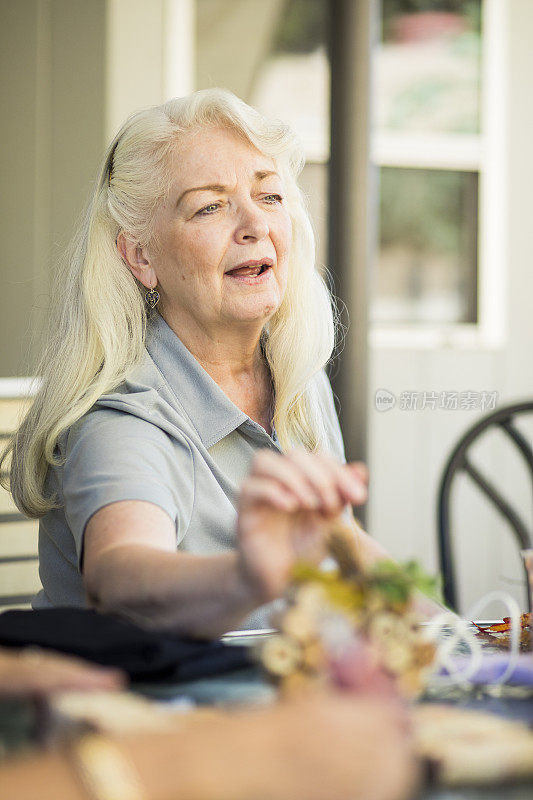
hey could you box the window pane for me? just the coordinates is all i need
[195,0,329,160]
[373,167,478,325]
[376,1,482,135]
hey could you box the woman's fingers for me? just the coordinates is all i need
[284,449,342,513]
[240,475,299,513]
[250,450,368,515]
[286,450,367,512]
[325,456,367,506]
[238,451,367,603]
[251,451,323,510]
[350,461,369,485]
[237,452,370,607]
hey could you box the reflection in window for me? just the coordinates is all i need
[375,167,478,324]
[373,0,483,326]
[377,0,482,134]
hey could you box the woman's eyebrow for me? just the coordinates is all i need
[176,184,226,207]
[176,171,281,207]
[255,170,279,181]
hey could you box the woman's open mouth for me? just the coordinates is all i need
[224,262,273,283]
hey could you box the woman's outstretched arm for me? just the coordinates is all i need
[83,451,368,638]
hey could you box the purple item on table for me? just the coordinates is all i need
[442,653,533,685]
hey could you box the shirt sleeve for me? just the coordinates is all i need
[60,407,194,566]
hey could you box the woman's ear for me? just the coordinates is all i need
[117,231,157,289]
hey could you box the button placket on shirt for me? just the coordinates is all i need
[241,419,281,452]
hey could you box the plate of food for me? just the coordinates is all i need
[472,614,531,652]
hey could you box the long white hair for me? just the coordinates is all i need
[2,88,337,517]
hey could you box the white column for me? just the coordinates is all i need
[164,0,196,99]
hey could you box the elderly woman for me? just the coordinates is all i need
[3,89,388,636]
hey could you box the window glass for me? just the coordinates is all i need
[373,0,482,326]
[375,167,478,324]
[377,0,482,135]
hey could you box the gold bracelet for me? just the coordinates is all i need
[69,733,148,800]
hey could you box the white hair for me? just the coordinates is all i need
[2,88,337,517]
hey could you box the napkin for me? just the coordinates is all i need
[442,653,533,685]
[0,608,252,681]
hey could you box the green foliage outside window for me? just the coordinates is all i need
[272,0,326,54]
[380,168,475,256]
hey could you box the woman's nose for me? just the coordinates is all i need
[234,204,269,243]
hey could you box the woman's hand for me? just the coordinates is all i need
[237,449,368,603]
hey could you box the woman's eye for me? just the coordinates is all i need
[263,194,283,204]
[197,202,221,216]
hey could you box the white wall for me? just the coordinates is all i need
[0,0,107,376]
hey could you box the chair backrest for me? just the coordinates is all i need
[0,394,41,610]
[438,400,533,612]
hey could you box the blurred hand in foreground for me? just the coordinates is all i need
[0,647,125,697]
[237,449,368,602]
[246,690,419,800]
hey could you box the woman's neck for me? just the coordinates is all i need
[159,311,274,434]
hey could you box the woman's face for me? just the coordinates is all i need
[145,125,292,338]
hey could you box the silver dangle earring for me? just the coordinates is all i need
[145,282,160,309]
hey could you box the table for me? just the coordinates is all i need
[420,687,533,800]
[135,629,533,800]
[1,632,532,799]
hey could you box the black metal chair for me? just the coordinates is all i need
[437,400,533,612]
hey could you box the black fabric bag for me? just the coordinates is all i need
[0,608,251,681]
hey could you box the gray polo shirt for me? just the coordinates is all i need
[34,312,346,628]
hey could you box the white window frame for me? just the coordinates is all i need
[370,0,506,351]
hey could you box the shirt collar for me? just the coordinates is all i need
[145,311,253,449]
